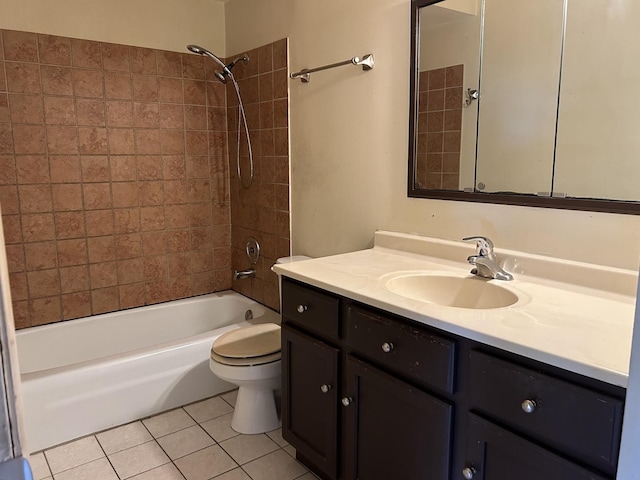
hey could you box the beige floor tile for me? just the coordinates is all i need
[265,428,288,448]
[212,468,251,480]
[108,441,170,479]
[156,425,215,460]
[242,450,307,480]
[28,452,51,479]
[219,434,279,465]
[220,390,238,408]
[200,413,239,443]
[53,457,118,480]
[174,445,237,480]
[184,397,234,423]
[295,474,320,480]
[143,409,196,438]
[128,463,186,480]
[44,436,104,474]
[96,421,153,455]
[284,445,296,458]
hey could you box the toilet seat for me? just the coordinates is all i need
[211,323,281,367]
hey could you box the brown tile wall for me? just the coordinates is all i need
[415,64,463,190]
[226,39,290,312]
[0,29,252,328]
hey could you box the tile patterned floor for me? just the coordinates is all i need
[29,390,318,480]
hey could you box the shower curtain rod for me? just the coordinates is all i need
[290,53,374,83]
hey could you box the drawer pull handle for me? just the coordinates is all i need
[381,342,394,353]
[521,399,537,414]
[462,467,476,479]
[297,304,308,313]
[341,397,352,407]
[320,384,332,394]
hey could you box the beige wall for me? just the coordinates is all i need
[225,0,640,271]
[0,0,225,54]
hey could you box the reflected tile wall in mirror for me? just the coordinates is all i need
[415,64,463,190]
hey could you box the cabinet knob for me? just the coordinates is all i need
[320,384,332,394]
[462,467,476,479]
[521,399,537,414]
[297,304,308,313]
[341,397,352,407]
[381,342,394,353]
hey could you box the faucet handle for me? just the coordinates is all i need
[462,236,495,258]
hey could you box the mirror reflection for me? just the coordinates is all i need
[410,0,640,210]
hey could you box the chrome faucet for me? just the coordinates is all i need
[462,236,513,281]
[234,237,260,280]
[234,268,256,280]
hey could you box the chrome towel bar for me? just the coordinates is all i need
[290,54,374,83]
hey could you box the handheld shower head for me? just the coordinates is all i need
[186,44,226,70]
[185,45,249,84]
[186,43,254,188]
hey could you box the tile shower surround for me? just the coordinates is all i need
[0,29,290,328]
[226,40,289,312]
[415,64,463,190]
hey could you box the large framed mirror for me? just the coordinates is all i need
[408,0,640,214]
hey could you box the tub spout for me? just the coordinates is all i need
[234,268,256,280]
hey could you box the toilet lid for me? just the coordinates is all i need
[212,323,281,359]
[210,350,281,366]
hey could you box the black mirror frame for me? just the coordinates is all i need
[407,0,640,215]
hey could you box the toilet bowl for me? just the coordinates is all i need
[209,323,282,434]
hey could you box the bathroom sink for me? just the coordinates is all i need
[384,272,519,309]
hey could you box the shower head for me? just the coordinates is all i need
[186,44,226,70]
[186,44,249,84]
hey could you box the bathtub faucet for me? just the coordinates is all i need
[234,268,256,280]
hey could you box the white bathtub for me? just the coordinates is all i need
[16,291,280,452]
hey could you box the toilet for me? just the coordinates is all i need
[209,323,282,434]
[208,255,311,434]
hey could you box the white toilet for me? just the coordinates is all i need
[209,323,282,434]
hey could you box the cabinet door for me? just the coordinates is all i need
[281,325,340,479]
[343,356,452,480]
[464,414,610,480]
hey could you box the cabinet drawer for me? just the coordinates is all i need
[282,279,340,341]
[345,304,456,394]
[469,350,624,469]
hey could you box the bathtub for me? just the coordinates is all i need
[16,291,280,452]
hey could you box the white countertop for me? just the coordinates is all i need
[273,231,638,388]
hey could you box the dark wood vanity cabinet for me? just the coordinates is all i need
[281,325,339,478]
[342,355,452,480]
[280,278,625,480]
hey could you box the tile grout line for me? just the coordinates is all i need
[123,419,185,480]
[92,431,122,480]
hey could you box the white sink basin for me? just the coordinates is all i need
[385,272,519,309]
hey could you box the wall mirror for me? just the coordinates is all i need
[408,0,640,214]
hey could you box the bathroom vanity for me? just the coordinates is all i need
[273,232,636,480]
